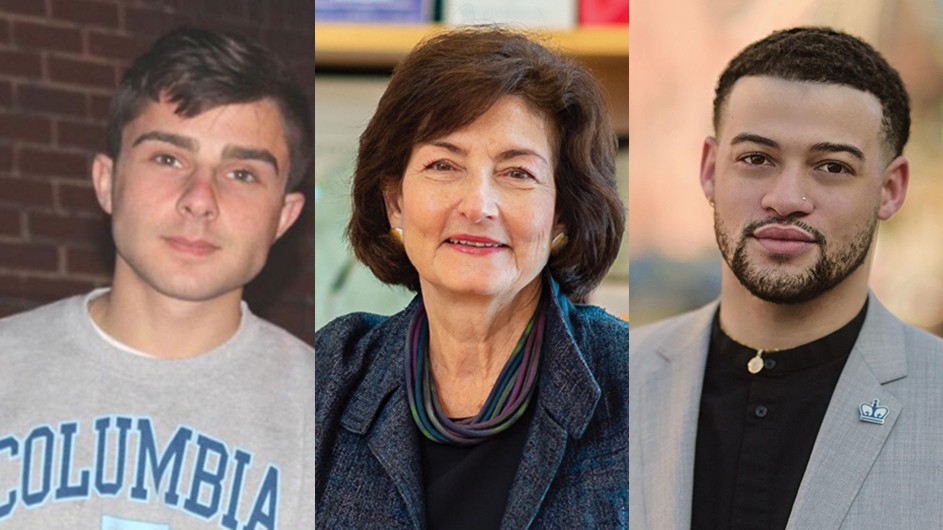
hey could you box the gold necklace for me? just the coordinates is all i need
[719,324,784,374]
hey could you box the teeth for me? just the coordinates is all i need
[449,239,502,248]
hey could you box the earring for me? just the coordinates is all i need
[550,232,568,254]
[390,227,403,243]
[709,200,715,207]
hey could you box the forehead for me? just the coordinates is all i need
[718,76,884,154]
[122,98,290,164]
[425,95,555,156]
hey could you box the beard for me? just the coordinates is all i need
[714,211,877,304]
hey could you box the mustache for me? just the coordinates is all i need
[742,215,825,244]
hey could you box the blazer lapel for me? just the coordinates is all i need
[633,303,716,530]
[786,295,907,530]
[341,304,427,529]
[500,287,603,529]
[364,389,426,529]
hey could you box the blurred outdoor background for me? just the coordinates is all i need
[629,0,943,335]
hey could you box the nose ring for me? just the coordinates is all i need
[802,196,807,202]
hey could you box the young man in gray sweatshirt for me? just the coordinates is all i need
[0,27,313,529]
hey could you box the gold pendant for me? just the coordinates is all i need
[747,349,765,374]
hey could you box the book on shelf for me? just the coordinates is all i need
[580,0,629,25]
[440,0,578,30]
[315,0,433,24]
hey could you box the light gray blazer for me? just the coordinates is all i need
[630,293,943,529]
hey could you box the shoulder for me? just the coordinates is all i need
[864,296,943,370]
[565,302,629,350]
[0,296,77,349]
[556,299,628,383]
[247,313,315,356]
[315,310,396,369]
[315,311,390,355]
[898,318,943,373]
[315,300,418,386]
[632,302,717,350]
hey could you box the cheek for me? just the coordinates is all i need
[401,189,449,234]
[511,196,556,243]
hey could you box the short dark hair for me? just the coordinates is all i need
[713,26,911,158]
[347,27,625,301]
[106,26,312,191]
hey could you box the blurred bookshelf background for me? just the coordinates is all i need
[630,0,943,336]
[314,0,629,329]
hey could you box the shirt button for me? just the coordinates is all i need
[754,405,768,418]
[764,358,776,369]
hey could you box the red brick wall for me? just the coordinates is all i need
[0,0,315,344]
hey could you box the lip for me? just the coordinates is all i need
[444,234,508,255]
[163,236,220,257]
[752,224,818,255]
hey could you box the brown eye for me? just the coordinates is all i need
[822,162,847,174]
[154,154,181,167]
[507,168,534,180]
[229,169,257,183]
[428,160,454,171]
[743,154,769,166]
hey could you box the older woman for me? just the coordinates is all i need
[315,27,627,529]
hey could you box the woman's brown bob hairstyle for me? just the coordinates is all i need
[347,27,625,302]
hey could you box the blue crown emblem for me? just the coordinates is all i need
[859,399,889,425]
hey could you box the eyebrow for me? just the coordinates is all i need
[222,145,280,175]
[425,141,550,167]
[132,131,197,151]
[132,131,280,175]
[731,133,865,160]
[730,133,778,149]
[810,141,864,161]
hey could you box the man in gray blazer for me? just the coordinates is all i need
[631,27,943,529]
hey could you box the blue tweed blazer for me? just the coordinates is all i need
[315,278,628,529]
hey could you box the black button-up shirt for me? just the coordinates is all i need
[691,301,868,530]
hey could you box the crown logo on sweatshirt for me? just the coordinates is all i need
[859,399,889,425]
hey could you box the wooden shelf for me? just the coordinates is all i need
[315,24,628,68]
[314,23,628,136]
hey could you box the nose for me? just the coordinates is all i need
[176,168,219,220]
[760,164,813,217]
[458,173,498,223]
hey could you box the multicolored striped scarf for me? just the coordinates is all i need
[405,296,546,446]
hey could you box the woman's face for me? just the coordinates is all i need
[386,95,562,303]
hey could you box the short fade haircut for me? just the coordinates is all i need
[347,27,625,302]
[106,26,313,191]
[713,26,911,159]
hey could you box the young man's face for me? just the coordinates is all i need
[92,97,305,303]
[700,76,908,304]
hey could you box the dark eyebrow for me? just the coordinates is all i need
[426,140,466,155]
[222,145,280,175]
[730,133,778,149]
[497,148,550,167]
[425,142,550,167]
[132,131,198,151]
[810,141,864,161]
[731,133,865,161]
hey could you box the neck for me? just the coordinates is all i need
[420,277,543,417]
[718,264,870,350]
[90,262,244,359]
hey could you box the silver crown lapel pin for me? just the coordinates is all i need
[859,399,889,425]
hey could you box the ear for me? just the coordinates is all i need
[92,153,115,215]
[552,222,567,238]
[383,181,404,230]
[699,136,718,203]
[877,155,909,221]
[274,192,305,240]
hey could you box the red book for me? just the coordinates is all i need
[580,0,629,25]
